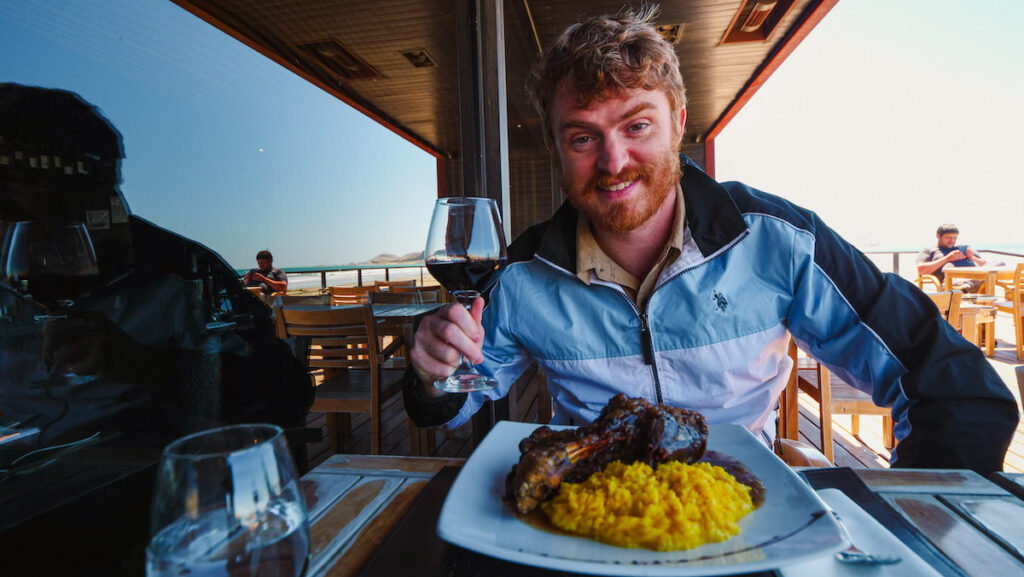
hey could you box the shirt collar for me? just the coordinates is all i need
[575,184,687,288]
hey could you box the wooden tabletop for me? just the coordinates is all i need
[943,266,1016,295]
[302,455,464,577]
[854,468,1024,575]
[301,456,1024,576]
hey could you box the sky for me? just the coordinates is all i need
[2,1,1022,269]
[716,0,1024,250]
[0,0,438,269]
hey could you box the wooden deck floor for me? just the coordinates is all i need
[304,310,1024,473]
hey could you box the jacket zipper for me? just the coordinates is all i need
[639,308,663,404]
[539,229,750,407]
[637,230,750,406]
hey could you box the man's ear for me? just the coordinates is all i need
[675,107,688,149]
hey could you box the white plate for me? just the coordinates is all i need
[437,421,847,576]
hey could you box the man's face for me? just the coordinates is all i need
[938,233,958,249]
[548,81,685,234]
[257,257,272,270]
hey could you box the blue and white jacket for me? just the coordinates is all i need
[408,155,1017,474]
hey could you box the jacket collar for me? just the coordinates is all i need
[531,154,748,272]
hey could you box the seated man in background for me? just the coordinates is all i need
[244,249,288,295]
[917,223,987,292]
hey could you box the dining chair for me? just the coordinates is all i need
[786,339,894,463]
[391,284,444,304]
[368,290,421,305]
[374,279,416,292]
[276,304,413,455]
[925,290,962,326]
[994,263,1024,360]
[915,274,943,292]
[775,357,832,468]
[271,292,330,306]
[328,285,371,305]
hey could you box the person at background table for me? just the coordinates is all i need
[917,223,987,293]
[0,83,312,461]
[244,249,287,295]
[403,7,1017,475]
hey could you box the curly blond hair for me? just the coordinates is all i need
[526,6,686,145]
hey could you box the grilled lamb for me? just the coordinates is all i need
[505,394,708,514]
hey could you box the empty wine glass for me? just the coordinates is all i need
[424,197,508,393]
[146,424,310,577]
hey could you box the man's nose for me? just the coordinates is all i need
[597,134,629,175]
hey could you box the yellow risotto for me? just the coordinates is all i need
[540,460,754,551]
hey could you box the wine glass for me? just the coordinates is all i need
[3,221,102,384]
[424,197,508,393]
[146,424,310,577]
[2,221,100,318]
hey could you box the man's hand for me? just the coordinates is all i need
[945,250,966,263]
[409,298,485,396]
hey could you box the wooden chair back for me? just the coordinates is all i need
[785,336,893,464]
[277,304,413,454]
[328,285,371,305]
[368,290,421,305]
[926,290,962,325]
[271,292,330,306]
[374,279,416,292]
[391,285,444,303]
[915,274,942,291]
[278,305,377,371]
[994,263,1024,360]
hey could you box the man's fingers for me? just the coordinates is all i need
[410,305,485,379]
[469,297,484,326]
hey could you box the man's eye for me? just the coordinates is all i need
[570,135,592,146]
[628,122,650,132]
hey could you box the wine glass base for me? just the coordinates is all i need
[433,373,497,393]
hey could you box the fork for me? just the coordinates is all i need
[831,510,902,565]
[0,431,103,482]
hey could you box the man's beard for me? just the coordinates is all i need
[564,145,680,234]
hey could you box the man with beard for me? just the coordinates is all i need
[404,9,1016,474]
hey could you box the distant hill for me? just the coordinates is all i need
[366,250,424,264]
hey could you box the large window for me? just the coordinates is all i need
[2,0,437,271]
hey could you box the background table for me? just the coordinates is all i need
[943,266,1015,295]
[957,303,997,356]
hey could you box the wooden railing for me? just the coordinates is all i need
[238,263,429,290]
[246,249,1023,290]
[861,248,1024,277]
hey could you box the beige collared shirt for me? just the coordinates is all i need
[576,185,686,307]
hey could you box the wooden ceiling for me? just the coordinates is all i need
[172,0,833,159]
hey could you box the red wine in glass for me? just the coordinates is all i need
[424,197,507,393]
[425,258,506,303]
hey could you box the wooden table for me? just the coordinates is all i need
[301,455,1024,576]
[958,303,997,356]
[943,265,1016,295]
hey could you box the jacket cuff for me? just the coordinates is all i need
[401,366,467,427]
